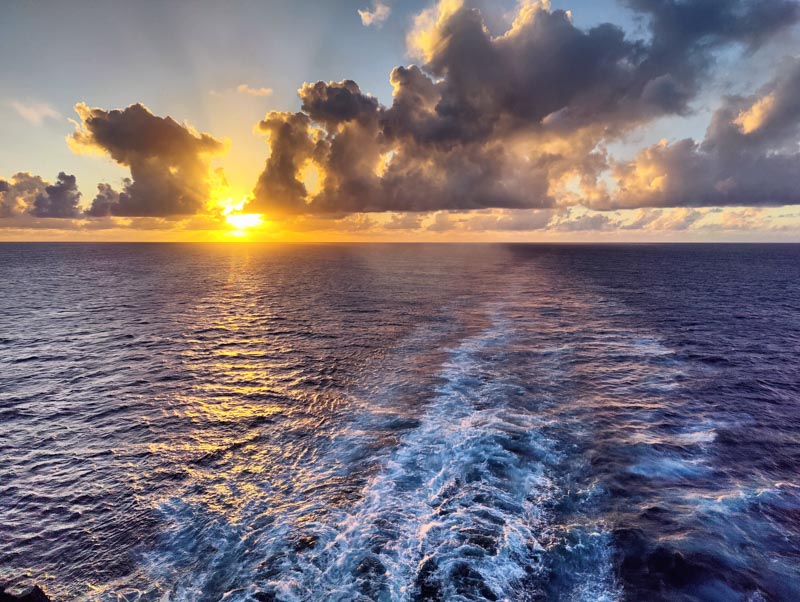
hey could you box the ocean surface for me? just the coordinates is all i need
[1,243,799,602]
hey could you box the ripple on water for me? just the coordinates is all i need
[2,244,800,601]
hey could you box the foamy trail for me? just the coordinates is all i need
[131,295,624,602]
[255,309,616,601]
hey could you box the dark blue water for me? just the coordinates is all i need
[1,244,798,601]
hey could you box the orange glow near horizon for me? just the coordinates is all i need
[218,196,266,237]
[226,212,264,230]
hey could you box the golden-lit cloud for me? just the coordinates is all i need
[69,103,227,217]
[4,0,800,240]
[606,58,800,209]
[237,84,273,97]
[406,0,464,62]
[247,0,800,222]
[734,93,777,134]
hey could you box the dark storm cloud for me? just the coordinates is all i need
[252,112,317,215]
[606,58,800,208]
[248,0,800,216]
[30,172,81,218]
[624,0,800,49]
[299,80,380,127]
[416,7,647,138]
[70,103,225,217]
[85,181,126,217]
[248,77,555,215]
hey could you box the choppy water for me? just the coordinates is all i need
[1,243,799,601]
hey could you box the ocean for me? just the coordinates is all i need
[1,243,798,601]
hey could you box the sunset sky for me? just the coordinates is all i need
[2,0,800,241]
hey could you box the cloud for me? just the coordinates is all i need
[85,181,126,218]
[605,58,800,208]
[10,101,61,125]
[358,1,391,27]
[418,207,559,233]
[708,207,766,230]
[621,207,703,230]
[0,171,82,224]
[281,213,378,233]
[0,173,47,218]
[461,209,557,231]
[384,212,424,230]
[733,93,778,134]
[30,172,81,218]
[69,103,226,217]
[252,111,318,216]
[622,0,800,50]
[426,211,457,232]
[237,84,273,97]
[299,80,381,126]
[248,0,800,217]
[4,0,796,238]
[551,211,614,232]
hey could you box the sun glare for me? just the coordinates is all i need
[217,196,265,236]
[226,212,264,230]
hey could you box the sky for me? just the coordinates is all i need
[2,0,800,241]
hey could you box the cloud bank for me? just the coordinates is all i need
[2,0,800,238]
[608,57,800,208]
[248,0,800,217]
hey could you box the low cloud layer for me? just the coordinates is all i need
[378,205,792,235]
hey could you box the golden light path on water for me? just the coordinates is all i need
[132,253,344,543]
[4,244,799,600]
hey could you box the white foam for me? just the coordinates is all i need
[129,301,623,601]
[254,312,618,601]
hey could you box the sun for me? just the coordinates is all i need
[226,212,263,230]
[216,196,265,237]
